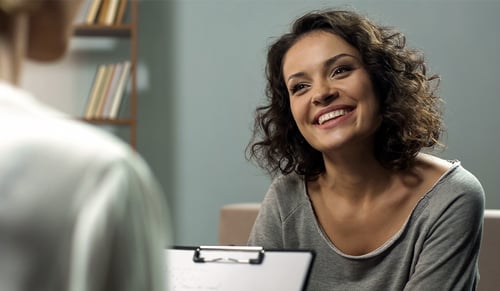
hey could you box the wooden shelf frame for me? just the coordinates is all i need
[74,0,138,149]
[80,118,135,125]
[74,24,132,37]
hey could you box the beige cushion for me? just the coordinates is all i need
[218,203,261,245]
[478,209,500,291]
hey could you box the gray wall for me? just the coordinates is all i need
[22,0,500,246]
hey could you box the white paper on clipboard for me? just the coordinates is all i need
[165,246,315,291]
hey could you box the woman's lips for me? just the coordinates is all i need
[318,109,350,125]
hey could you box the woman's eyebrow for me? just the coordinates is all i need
[286,53,357,82]
[323,53,357,69]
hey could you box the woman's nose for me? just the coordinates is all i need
[311,81,338,105]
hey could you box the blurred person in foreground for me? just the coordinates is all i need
[0,1,170,290]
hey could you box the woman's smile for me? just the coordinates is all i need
[315,105,355,125]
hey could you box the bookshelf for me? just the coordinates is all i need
[74,0,138,148]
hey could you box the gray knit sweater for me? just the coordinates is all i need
[248,162,485,290]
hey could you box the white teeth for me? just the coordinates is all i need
[318,109,348,125]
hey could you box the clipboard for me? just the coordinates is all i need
[165,246,315,291]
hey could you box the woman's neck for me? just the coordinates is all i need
[318,149,395,202]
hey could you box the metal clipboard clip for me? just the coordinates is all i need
[193,246,265,264]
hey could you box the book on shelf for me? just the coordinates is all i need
[84,0,124,26]
[97,0,120,26]
[94,64,115,117]
[96,0,110,24]
[114,0,128,25]
[109,61,131,119]
[84,64,106,119]
[91,65,113,118]
[101,62,123,117]
[84,0,103,25]
[84,61,131,120]
[75,0,92,24]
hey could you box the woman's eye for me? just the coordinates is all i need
[290,83,308,94]
[331,65,352,78]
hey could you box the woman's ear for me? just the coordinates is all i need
[26,0,83,61]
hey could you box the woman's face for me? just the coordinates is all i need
[282,30,382,155]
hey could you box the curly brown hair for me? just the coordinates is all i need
[247,9,443,179]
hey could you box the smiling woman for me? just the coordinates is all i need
[246,9,485,291]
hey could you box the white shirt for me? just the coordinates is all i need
[0,82,170,291]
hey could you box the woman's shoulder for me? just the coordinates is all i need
[438,162,485,204]
[416,154,485,216]
[263,172,310,213]
[269,172,306,196]
[271,172,303,186]
[417,154,484,195]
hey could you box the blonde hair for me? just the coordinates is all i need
[0,0,41,13]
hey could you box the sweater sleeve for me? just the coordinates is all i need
[404,173,485,291]
[247,179,284,249]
